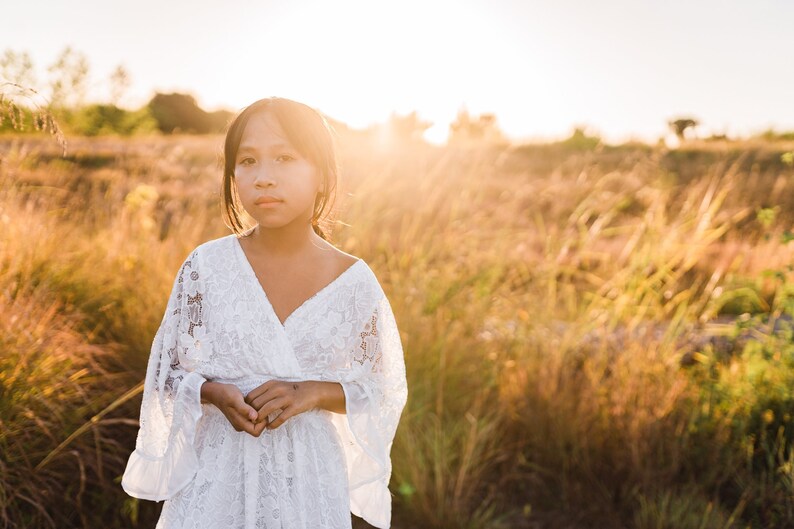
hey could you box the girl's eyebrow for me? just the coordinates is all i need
[238,142,294,153]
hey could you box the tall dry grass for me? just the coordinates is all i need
[1,132,793,528]
[0,136,218,526]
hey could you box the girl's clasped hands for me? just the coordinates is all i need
[203,380,321,437]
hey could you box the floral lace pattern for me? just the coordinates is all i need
[122,234,408,529]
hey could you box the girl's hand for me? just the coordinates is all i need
[244,380,345,429]
[201,381,266,437]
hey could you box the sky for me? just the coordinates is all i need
[2,0,793,144]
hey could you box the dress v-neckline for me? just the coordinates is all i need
[232,236,362,329]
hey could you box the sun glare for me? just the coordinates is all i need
[206,0,556,143]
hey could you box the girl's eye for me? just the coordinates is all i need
[276,154,294,162]
[239,157,255,166]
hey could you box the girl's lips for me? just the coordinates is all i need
[255,196,283,205]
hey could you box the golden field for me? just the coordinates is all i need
[1,130,793,528]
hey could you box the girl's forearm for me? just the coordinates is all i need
[305,381,346,414]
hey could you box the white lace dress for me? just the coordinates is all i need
[121,233,408,529]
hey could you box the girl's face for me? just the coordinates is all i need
[234,111,323,232]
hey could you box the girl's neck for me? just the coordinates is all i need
[246,223,322,258]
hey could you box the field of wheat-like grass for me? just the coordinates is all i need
[1,132,793,528]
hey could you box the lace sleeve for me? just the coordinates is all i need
[330,293,408,529]
[121,249,210,501]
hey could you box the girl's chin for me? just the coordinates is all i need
[253,217,307,231]
[246,209,315,231]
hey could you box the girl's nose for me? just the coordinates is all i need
[254,166,276,187]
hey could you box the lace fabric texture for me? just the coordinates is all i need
[121,234,408,529]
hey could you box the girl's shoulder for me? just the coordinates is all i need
[326,246,365,277]
[192,233,237,258]
[314,242,382,293]
[305,242,383,302]
[175,234,241,277]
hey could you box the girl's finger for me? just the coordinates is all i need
[249,394,276,412]
[251,419,268,437]
[226,412,248,433]
[244,387,263,405]
[245,380,278,404]
[256,397,289,424]
[233,401,258,422]
[223,405,257,434]
[267,406,296,429]
[250,387,288,413]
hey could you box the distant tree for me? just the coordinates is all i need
[561,126,601,150]
[449,107,505,144]
[388,110,432,143]
[758,128,794,142]
[0,49,37,88]
[668,117,699,142]
[108,64,131,106]
[71,103,158,136]
[147,92,232,134]
[47,46,90,109]
[207,109,233,132]
[148,92,208,133]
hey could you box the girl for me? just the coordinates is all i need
[121,97,408,529]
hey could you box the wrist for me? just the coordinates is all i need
[200,381,225,405]
[306,381,345,414]
[299,381,320,409]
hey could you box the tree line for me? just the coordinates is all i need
[0,47,232,136]
[4,46,791,145]
[0,46,514,143]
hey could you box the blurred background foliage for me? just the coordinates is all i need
[1,45,794,529]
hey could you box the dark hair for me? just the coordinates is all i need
[221,97,339,241]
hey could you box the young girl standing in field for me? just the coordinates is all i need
[121,97,408,529]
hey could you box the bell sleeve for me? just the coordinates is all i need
[121,248,211,501]
[330,287,408,529]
